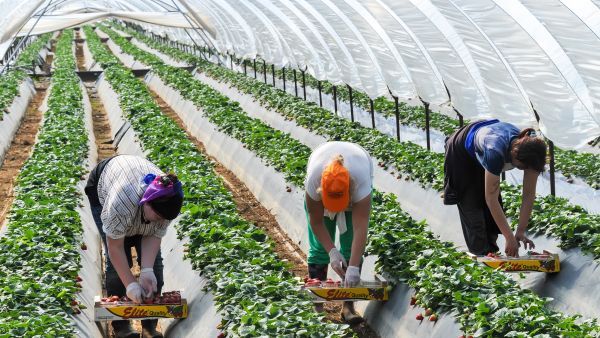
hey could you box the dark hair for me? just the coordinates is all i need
[149,173,183,220]
[512,128,547,172]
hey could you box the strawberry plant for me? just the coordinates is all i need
[85,26,348,337]
[0,30,88,337]
[0,33,51,119]
[102,25,600,336]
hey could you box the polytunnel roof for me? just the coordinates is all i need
[2,0,600,149]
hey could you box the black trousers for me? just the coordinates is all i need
[444,123,501,255]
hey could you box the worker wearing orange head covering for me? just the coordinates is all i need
[304,141,373,324]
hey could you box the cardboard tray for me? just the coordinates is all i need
[302,275,390,302]
[94,296,188,321]
[468,250,560,273]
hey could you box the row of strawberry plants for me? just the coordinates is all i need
[112,24,600,261]
[0,33,51,119]
[84,26,348,337]
[102,25,600,337]
[0,30,88,337]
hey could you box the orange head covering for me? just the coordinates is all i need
[321,157,350,212]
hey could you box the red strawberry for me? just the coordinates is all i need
[76,276,83,282]
[81,243,87,250]
[416,313,424,320]
[70,300,78,306]
[425,308,433,316]
[410,296,417,305]
[429,314,437,322]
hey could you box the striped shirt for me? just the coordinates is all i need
[97,155,170,239]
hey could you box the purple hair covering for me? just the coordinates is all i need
[139,173,184,205]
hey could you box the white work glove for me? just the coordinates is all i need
[328,248,347,278]
[344,266,361,287]
[139,268,158,298]
[126,282,143,304]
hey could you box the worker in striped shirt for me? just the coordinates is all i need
[85,155,183,338]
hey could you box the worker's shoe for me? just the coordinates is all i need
[142,319,163,338]
[111,320,138,338]
[341,301,363,325]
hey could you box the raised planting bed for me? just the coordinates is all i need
[101,25,600,337]
[0,30,90,337]
[85,26,349,337]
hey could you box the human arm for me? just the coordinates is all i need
[306,193,346,277]
[139,236,161,297]
[484,171,519,256]
[349,194,370,267]
[106,236,141,303]
[515,169,538,249]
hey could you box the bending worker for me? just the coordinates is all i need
[444,119,546,257]
[305,141,373,324]
[85,155,184,338]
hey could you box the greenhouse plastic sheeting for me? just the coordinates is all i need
[143,70,464,337]
[5,1,600,147]
[0,78,35,166]
[189,67,600,320]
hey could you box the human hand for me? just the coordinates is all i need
[504,234,519,257]
[515,231,535,251]
[344,266,361,287]
[139,267,157,298]
[126,282,144,303]
[328,248,347,278]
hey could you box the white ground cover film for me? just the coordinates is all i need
[144,71,463,338]
[0,78,35,166]
[190,69,600,321]
[72,80,103,338]
[95,73,221,337]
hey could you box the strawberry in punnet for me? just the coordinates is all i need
[416,313,424,320]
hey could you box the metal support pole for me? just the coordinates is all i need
[422,99,431,150]
[263,60,267,84]
[283,67,286,91]
[394,96,400,141]
[318,81,323,107]
[333,85,338,115]
[253,59,257,79]
[293,69,298,97]
[348,85,354,122]
[455,108,464,128]
[271,64,275,86]
[370,99,375,129]
[302,70,306,100]
[549,141,556,196]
